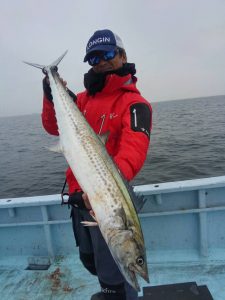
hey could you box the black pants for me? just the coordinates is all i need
[71,207,138,300]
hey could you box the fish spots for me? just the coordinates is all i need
[107,187,112,193]
[112,198,119,205]
[89,156,95,163]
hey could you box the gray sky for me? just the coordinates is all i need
[1,0,225,117]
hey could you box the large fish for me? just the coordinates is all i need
[24,51,149,291]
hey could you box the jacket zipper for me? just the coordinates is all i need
[99,114,106,134]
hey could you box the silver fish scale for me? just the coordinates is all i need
[53,74,124,223]
[44,67,149,291]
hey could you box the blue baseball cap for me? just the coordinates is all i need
[83,29,125,62]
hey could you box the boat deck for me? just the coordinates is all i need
[0,254,98,300]
[0,253,224,299]
[1,176,225,299]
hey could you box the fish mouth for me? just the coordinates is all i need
[128,263,150,291]
[128,268,140,292]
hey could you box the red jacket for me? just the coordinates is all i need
[42,73,152,194]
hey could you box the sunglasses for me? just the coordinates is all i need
[88,50,118,66]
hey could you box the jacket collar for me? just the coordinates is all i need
[90,73,139,96]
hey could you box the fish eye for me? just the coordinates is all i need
[136,256,144,266]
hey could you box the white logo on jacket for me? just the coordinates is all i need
[109,113,118,119]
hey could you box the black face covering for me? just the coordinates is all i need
[83,63,136,96]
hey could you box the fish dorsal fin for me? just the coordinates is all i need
[98,131,110,145]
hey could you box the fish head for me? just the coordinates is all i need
[110,230,149,291]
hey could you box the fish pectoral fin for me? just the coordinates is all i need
[89,210,97,221]
[81,221,98,227]
[47,142,62,153]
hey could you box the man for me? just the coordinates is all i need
[42,29,152,300]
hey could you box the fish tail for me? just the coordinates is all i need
[23,50,68,72]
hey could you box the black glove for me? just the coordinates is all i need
[68,191,87,209]
[67,89,77,101]
[43,76,53,102]
[42,76,77,103]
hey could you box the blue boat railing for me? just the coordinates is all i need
[1,175,225,263]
